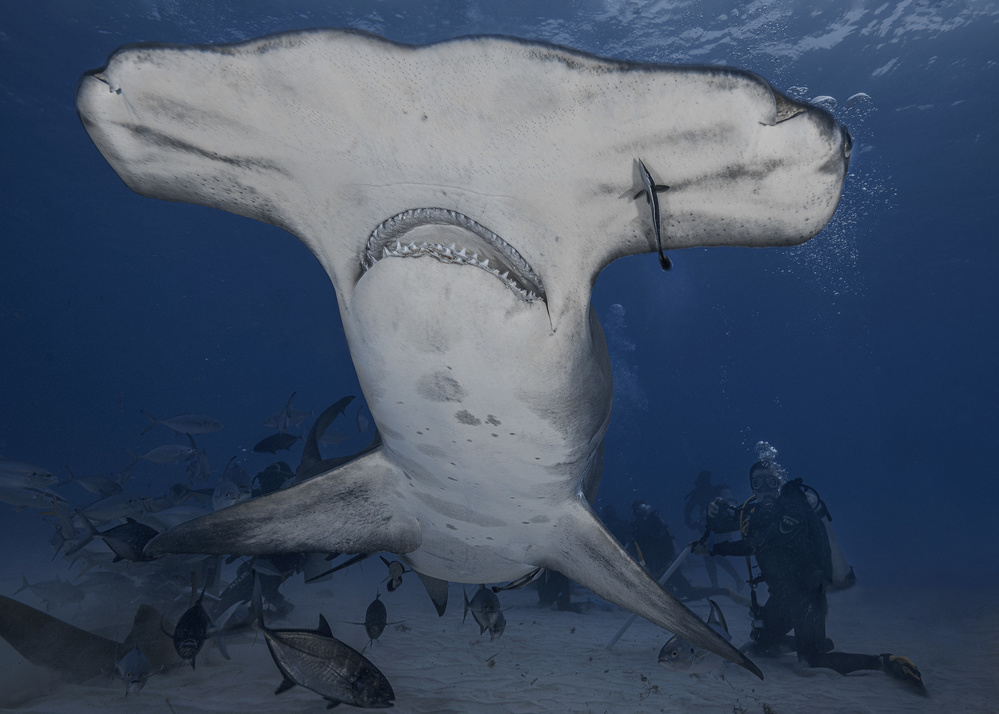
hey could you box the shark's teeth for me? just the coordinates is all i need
[362,208,546,304]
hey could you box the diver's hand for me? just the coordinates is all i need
[690,542,711,557]
[706,497,725,519]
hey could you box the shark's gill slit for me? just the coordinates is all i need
[362,208,547,304]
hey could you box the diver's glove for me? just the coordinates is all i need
[880,653,926,694]
[689,542,712,557]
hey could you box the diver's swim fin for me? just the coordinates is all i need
[881,653,926,694]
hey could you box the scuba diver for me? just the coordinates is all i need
[683,470,744,590]
[693,460,925,693]
[630,501,739,604]
[536,570,586,613]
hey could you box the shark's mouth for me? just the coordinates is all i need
[362,208,546,304]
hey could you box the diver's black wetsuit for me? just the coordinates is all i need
[684,478,729,531]
[632,508,732,602]
[711,479,881,675]
[684,473,743,589]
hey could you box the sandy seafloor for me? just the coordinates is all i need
[1,554,995,714]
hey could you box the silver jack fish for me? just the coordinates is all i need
[659,600,732,675]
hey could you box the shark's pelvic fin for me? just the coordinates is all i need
[416,572,449,617]
[146,447,421,557]
[533,499,762,679]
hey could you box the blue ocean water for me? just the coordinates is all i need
[0,0,996,708]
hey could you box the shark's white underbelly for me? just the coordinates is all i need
[343,249,612,582]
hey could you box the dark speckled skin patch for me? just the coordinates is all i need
[417,371,466,402]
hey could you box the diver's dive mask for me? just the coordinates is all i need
[751,472,782,491]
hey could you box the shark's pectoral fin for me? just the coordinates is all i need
[122,604,176,673]
[533,500,762,679]
[146,447,420,557]
[0,595,121,683]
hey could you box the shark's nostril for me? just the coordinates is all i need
[773,88,808,124]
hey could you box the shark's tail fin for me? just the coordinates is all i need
[534,499,762,679]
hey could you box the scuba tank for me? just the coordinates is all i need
[799,481,856,590]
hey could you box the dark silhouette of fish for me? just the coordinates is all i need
[140,410,223,436]
[295,395,355,480]
[83,515,159,562]
[253,433,301,454]
[15,575,84,612]
[363,593,387,646]
[163,581,224,670]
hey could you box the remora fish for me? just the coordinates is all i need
[659,599,732,675]
[636,158,671,270]
[253,577,394,708]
